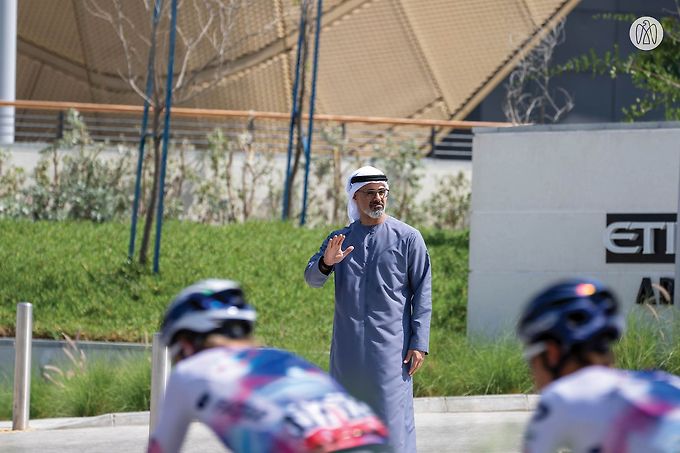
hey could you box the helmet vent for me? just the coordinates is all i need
[600,297,617,315]
[566,310,589,326]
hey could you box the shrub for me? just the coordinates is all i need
[1,112,472,229]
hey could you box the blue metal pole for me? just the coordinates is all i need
[300,0,323,226]
[128,0,162,261]
[153,0,178,274]
[282,0,308,221]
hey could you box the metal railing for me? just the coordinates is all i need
[0,100,513,159]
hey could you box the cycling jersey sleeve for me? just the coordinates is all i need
[523,395,567,453]
[148,371,194,453]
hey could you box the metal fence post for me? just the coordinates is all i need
[149,332,170,435]
[429,126,436,156]
[56,111,64,140]
[13,302,32,431]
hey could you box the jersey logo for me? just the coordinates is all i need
[282,392,388,451]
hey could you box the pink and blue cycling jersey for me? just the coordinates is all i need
[148,346,389,453]
[523,366,680,453]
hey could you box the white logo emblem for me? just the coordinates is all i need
[630,16,663,51]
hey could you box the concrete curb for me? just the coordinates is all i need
[413,394,540,413]
[0,395,540,431]
[0,412,149,431]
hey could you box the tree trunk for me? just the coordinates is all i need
[287,95,306,218]
[139,109,162,265]
[332,146,341,223]
[284,8,311,219]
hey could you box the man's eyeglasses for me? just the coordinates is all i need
[357,188,389,198]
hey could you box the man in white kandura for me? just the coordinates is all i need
[305,166,432,452]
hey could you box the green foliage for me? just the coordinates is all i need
[191,129,239,223]
[426,228,469,335]
[0,221,466,348]
[0,220,468,413]
[4,110,136,221]
[423,172,471,230]
[0,376,10,420]
[372,139,425,225]
[0,330,151,421]
[591,13,638,22]
[190,128,281,223]
[0,116,470,229]
[0,220,465,386]
[0,148,26,217]
[416,332,532,397]
[0,355,151,420]
[162,139,198,221]
[1,221,680,417]
[555,13,680,121]
[304,126,363,226]
[614,308,680,375]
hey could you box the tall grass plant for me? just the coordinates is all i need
[0,355,150,420]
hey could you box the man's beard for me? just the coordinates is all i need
[362,204,384,219]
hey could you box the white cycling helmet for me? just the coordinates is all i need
[160,279,256,348]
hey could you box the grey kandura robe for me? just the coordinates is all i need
[304,216,432,452]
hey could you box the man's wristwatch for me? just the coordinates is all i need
[318,256,333,274]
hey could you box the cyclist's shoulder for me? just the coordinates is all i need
[541,366,624,406]
[173,347,244,379]
[627,368,680,388]
[620,369,680,409]
[247,347,325,375]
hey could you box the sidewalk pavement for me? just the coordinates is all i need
[0,395,540,431]
[1,395,539,452]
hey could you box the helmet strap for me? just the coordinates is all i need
[189,334,209,354]
[539,349,571,381]
[573,340,613,367]
[541,342,607,381]
[169,336,204,364]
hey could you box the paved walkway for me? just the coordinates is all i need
[0,395,539,453]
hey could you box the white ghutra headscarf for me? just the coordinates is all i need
[346,166,389,223]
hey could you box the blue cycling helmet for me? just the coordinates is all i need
[161,279,256,348]
[517,278,624,358]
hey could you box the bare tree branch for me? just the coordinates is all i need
[174,1,215,90]
[173,12,284,105]
[84,0,290,263]
[503,19,573,124]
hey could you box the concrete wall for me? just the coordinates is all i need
[468,122,680,338]
[0,338,149,379]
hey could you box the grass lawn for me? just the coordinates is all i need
[1,220,678,419]
[0,219,473,383]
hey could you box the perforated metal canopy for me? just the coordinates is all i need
[16,0,580,120]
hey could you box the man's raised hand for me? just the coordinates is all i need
[323,234,354,266]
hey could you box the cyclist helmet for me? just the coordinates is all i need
[160,279,256,348]
[517,278,624,359]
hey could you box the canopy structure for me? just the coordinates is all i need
[16,0,580,120]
